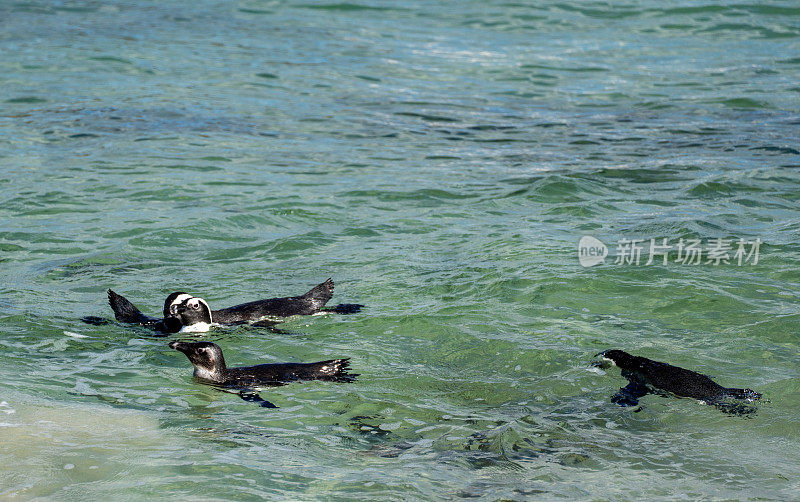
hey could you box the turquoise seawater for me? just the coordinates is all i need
[1,1,799,499]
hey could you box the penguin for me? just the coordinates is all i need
[169,340,358,408]
[106,279,363,333]
[595,349,761,414]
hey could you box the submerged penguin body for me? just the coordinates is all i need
[596,349,761,412]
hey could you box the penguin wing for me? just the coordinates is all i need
[107,290,160,325]
[611,372,650,407]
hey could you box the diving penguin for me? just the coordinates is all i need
[595,349,761,414]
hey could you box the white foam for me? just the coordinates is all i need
[0,401,16,415]
[63,331,88,339]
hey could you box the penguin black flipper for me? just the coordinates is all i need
[239,391,277,408]
[108,289,159,325]
[611,373,650,407]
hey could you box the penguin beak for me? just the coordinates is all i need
[169,341,189,353]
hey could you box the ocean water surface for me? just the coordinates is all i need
[1,0,799,499]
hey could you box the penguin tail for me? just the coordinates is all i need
[302,278,335,309]
[107,289,150,324]
[322,303,364,314]
[723,387,762,402]
[708,387,762,416]
[313,358,359,383]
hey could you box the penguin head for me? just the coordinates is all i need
[594,349,635,369]
[163,292,192,318]
[169,340,226,382]
[174,297,213,333]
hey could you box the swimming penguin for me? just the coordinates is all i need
[595,349,761,414]
[169,340,358,408]
[107,279,363,332]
